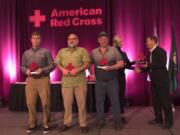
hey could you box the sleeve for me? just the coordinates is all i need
[20,52,28,75]
[124,52,135,70]
[114,47,123,61]
[82,48,90,63]
[90,52,94,64]
[54,50,62,65]
[41,51,55,74]
[140,67,150,73]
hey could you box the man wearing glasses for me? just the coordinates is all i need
[55,34,90,133]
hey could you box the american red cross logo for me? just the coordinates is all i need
[29,10,46,28]
[66,63,75,71]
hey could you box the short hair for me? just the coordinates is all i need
[148,36,158,43]
[31,31,41,37]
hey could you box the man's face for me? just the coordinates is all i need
[31,35,41,48]
[113,36,123,48]
[118,38,123,48]
[68,34,79,48]
[146,37,154,50]
[98,36,108,48]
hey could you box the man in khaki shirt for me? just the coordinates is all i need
[55,34,90,133]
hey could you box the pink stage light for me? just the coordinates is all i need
[50,69,58,81]
[6,54,17,82]
[2,40,17,83]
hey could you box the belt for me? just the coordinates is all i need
[29,74,49,79]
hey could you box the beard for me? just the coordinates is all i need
[68,43,77,48]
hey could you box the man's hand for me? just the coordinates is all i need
[102,65,112,71]
[26,69,31,75]
[91,74,96,81]
[62,68,69,76]
[69,69,78,76]
[141,62,148,68]
[35,68,42,75]
[135,68,142,73]
[135,58,141,64]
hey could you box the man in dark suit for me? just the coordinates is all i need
[135,36,173,129]
[113,35,136,123]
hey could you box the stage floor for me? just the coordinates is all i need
[0,107,180,135]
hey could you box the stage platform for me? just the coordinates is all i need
[9,82,97,112]
[9,82,180,112]
[0,107,180,135]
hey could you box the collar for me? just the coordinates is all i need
[149,45,157,52]
[98,45,110,51]
[67,46,78,51]
[31,47,41,51]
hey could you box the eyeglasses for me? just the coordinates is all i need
[68,38,78,40]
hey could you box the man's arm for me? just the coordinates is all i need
[55,50,69,76]
[57,64,70,76]
[41,51,55,74]
[104,47,124,71]
[76,62,90,73]
[20,52,30,75]
[70,62,90,76]
[110,60,124,70]
[124,52,136,70]
[88,53,96,81]
[140,66,149,73]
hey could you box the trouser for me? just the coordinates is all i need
[95,78,121,123]
[25,77,50,128]
[151,79,173,125]
[62,85,87,127]
[117,74,126,114]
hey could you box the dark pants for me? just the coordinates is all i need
[151,79,173,125]
[95,78,121,123]
[117,74,126,114]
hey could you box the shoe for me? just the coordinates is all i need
[80,126,89,133]
[121,116,128,124]
[96,122,105,130]
[162,123,173,129]
[26,126,38,133]
[59,124,71,132]
[148,119,163,125]
[43,127,50,134]
[114,122,122,130]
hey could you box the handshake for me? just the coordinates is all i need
[134,54,148,73]
[134,61,148,73]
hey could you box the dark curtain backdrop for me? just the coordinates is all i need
[0,0,180,105]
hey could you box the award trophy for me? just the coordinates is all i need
[28,61,39,75]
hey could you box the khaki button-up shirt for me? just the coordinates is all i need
[55,47,90,88]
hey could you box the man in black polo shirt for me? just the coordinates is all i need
[91,32,124,130]
[113,35,136,123]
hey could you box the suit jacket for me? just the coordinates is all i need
[142,46,169,81]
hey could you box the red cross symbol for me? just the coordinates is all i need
[28,61,39,71]
[87,75,91,81]
[100,57,107,66]
[29,10,46,28]
[66,63,75,71]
